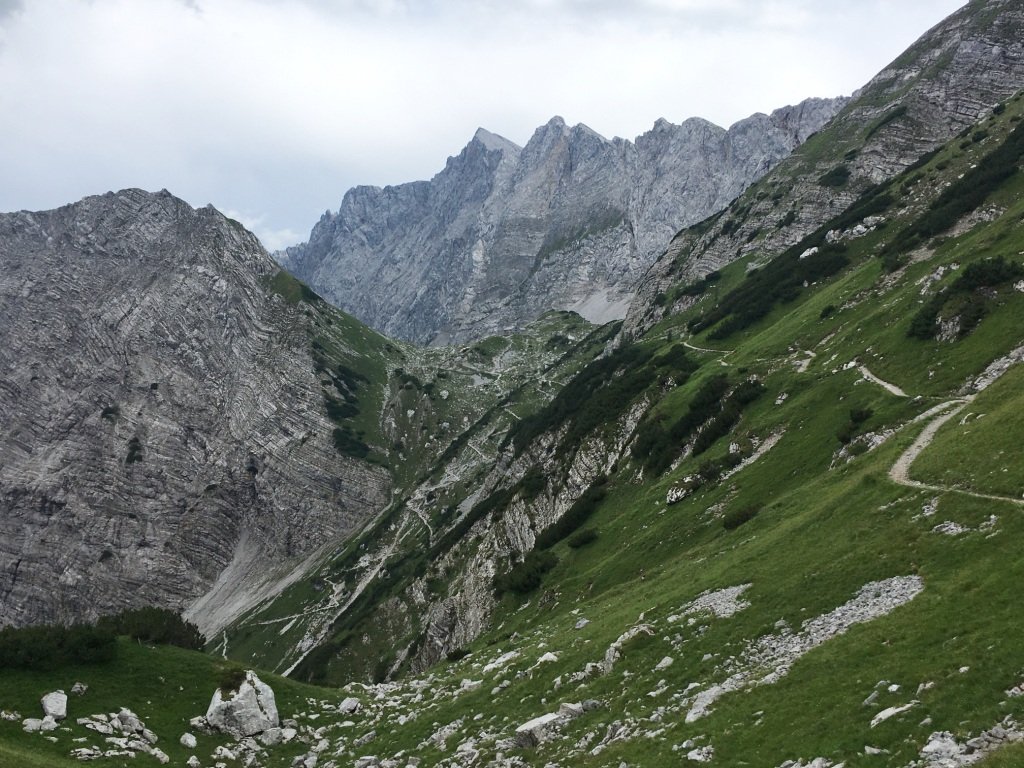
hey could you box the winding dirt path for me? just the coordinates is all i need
[858,365,908,397]
[888,396,1024,506]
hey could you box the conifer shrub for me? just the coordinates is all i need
[723,504,761,531]
[97,606,205,650]
[0,623,116,670]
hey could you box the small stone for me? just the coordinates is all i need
[575,618,590,630]
[180,732,197,749]
[655,656,674,671]
[71,683,88,696]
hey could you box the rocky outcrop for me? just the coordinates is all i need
[283,98,845,344]
[624,0,1024,337]
[204,671,280,738]
[0,189,390,633]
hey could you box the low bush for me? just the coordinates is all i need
[97,607,205,650]
[493,551,559,596]
[723,504,761,531]
[567,529,598,548]
[0,623,116,670]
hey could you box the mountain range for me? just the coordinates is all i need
[2,1,1024,767]
[281,98,845,344]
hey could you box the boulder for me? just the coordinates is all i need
[41,690,68,721]
[113,708,143,734]
[514,712,561,748]
[179,732,197,749]
[71,682,88,696]
[186,757,201,768]
[339,696,361,714]
[205,670,279,738]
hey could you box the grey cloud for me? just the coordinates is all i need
[0,0,23,23]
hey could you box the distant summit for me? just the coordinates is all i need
[282,97,846,344]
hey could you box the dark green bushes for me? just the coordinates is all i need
[819,165,852,188]
[217,666,248,693]
[567,529,598,548]
[632,376,765,473]
[882,121,1024,268]
[333,426,370,458]
[97,607,205,650]
[687,242,850,340]
[680,271,722,297]
[535,477,607,550]
[908,256,1023,340]
[507,344,697,456]
[0,623,116,670]
[837,407,874,444]
[493,551,559,596]
[723,504,761,530]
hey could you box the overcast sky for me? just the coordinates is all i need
[0,0,965,250]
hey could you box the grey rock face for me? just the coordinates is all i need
[283,98,845,344]
[624,0,1024,337]
[0,189,389,633]
[205,670,279,738]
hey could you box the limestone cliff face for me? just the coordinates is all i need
[282,98,845,344]
[623,0,1024,337]
[0,189,389,632]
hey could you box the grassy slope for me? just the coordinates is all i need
[310,92,1024,765]
[0,639,326,768]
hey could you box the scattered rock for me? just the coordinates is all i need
[537,652,559,664]
[180,732,197,749]
[575,618,590,630]
[354,729,377,747]
[870,700,918,728]
[687,745,714,762]
[71,682,89,696]
[655,656,674,671]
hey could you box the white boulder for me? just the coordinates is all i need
[179,732,197,749]
[339,696,361,714]
[41,690,68,721]
[205,670,279,738]
[514,712,561,748]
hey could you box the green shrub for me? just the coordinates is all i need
[0,623,116,671]
[819,165,852,188]
[908,256,1023,340]
[723,505,761,531]
[97,607,205,650]
[535,479,607,550]
[217,666,247,693]
[883,122,1024,265]
[333,426,370,459]
[493,551,559,596]
[819,304,837,319]
[567,529,598,548]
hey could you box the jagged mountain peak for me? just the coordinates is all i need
[471,126,521,154]
[286,96,844,344]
